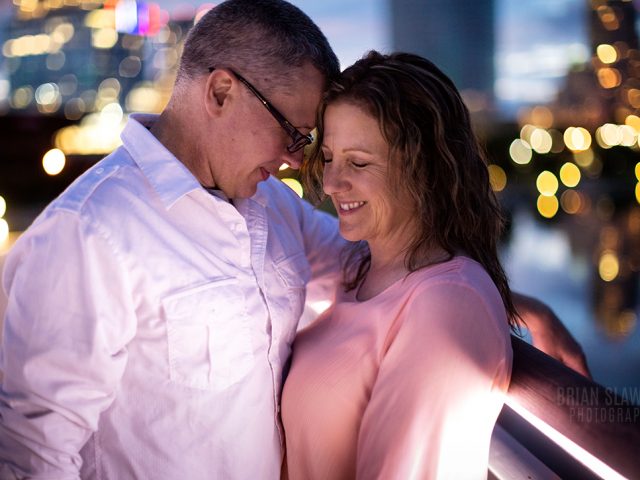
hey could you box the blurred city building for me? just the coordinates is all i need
[549,0,639,130]
[494,0,589,118]
[389,0,495,114]
[0,0,194,205]
[1,0,194,143]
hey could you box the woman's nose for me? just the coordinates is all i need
[323,163,349,195]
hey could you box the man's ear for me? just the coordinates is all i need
[204,69,234,117]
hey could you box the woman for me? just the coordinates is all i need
[281,51,517,479]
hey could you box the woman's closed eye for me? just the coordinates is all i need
[350,160,369,169]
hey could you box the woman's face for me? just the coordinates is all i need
[321,101,416,252]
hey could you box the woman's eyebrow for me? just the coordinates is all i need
[343,147,374,155]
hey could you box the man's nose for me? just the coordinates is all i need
[280,149,303,171]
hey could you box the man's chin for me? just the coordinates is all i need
[234,183,260,200]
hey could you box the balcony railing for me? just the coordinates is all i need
[490,336,640,479]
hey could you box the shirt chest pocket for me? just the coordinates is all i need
[162,278,255,392]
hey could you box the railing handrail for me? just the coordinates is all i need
[504,336,640,479]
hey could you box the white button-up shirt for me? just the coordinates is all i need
[0,114,343,479]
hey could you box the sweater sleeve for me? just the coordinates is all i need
[356,281,512,480]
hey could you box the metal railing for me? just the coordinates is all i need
[492,336,640,479]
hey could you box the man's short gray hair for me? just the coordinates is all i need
[177,0,340,94]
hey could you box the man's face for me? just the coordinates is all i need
[213,63,325,199]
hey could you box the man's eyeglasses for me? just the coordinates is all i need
[209,67,314,154]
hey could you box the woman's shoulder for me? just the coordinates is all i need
[402,255,510,338]
[407,255,496,295]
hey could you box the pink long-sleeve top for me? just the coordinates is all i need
[282,256,513,479]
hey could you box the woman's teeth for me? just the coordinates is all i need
[340,201,365,211]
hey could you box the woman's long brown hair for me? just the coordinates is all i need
[303,50,520,328]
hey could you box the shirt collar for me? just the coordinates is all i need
[121,113,271,210]
[121,113,202,210]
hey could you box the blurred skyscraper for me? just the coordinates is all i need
[389,0,495,112]
[550,0,640,130]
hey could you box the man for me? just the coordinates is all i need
[0,1,587,479]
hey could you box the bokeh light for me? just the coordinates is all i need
[42,148,66,175]
[530,106,554,129]
[574,149,595,168]
[0,196,6,218]
[281,178,303,198]
[625,114,640,132]
[537,194,559,219]
[596,43,617,64]
[627,92,640,109]
[530,128,553,154]
[488,164,507,192]
[54,113,125,155]
[598,5,619,30]
[564,127,592,152]
[119,55,142,77]
[92,28,118,49]
[536,171,559,196]
[58,73,78,96]
[596,123,622,148]
[520,124,536,144]
[0,219,8,244]
[35,82,61,113]
[509,139,532,165]
[559,163,581,187]
[598,251,619,282]
[64,97,86,120]
[46,51,65,70]
[560,190,582,214]
[11,86,34,109]
[620,125,637,147]
[125,83,164,113]
[597,67,621,89]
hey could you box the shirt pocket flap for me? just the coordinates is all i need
[162,277,240,320]
[161,277,253,391]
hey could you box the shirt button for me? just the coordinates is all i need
[95,167,104,175]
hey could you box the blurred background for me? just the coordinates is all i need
[0,0,638,399]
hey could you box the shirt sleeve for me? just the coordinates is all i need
[355,282,512,480]
[297,200,347,324]
[0,210,137,479]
